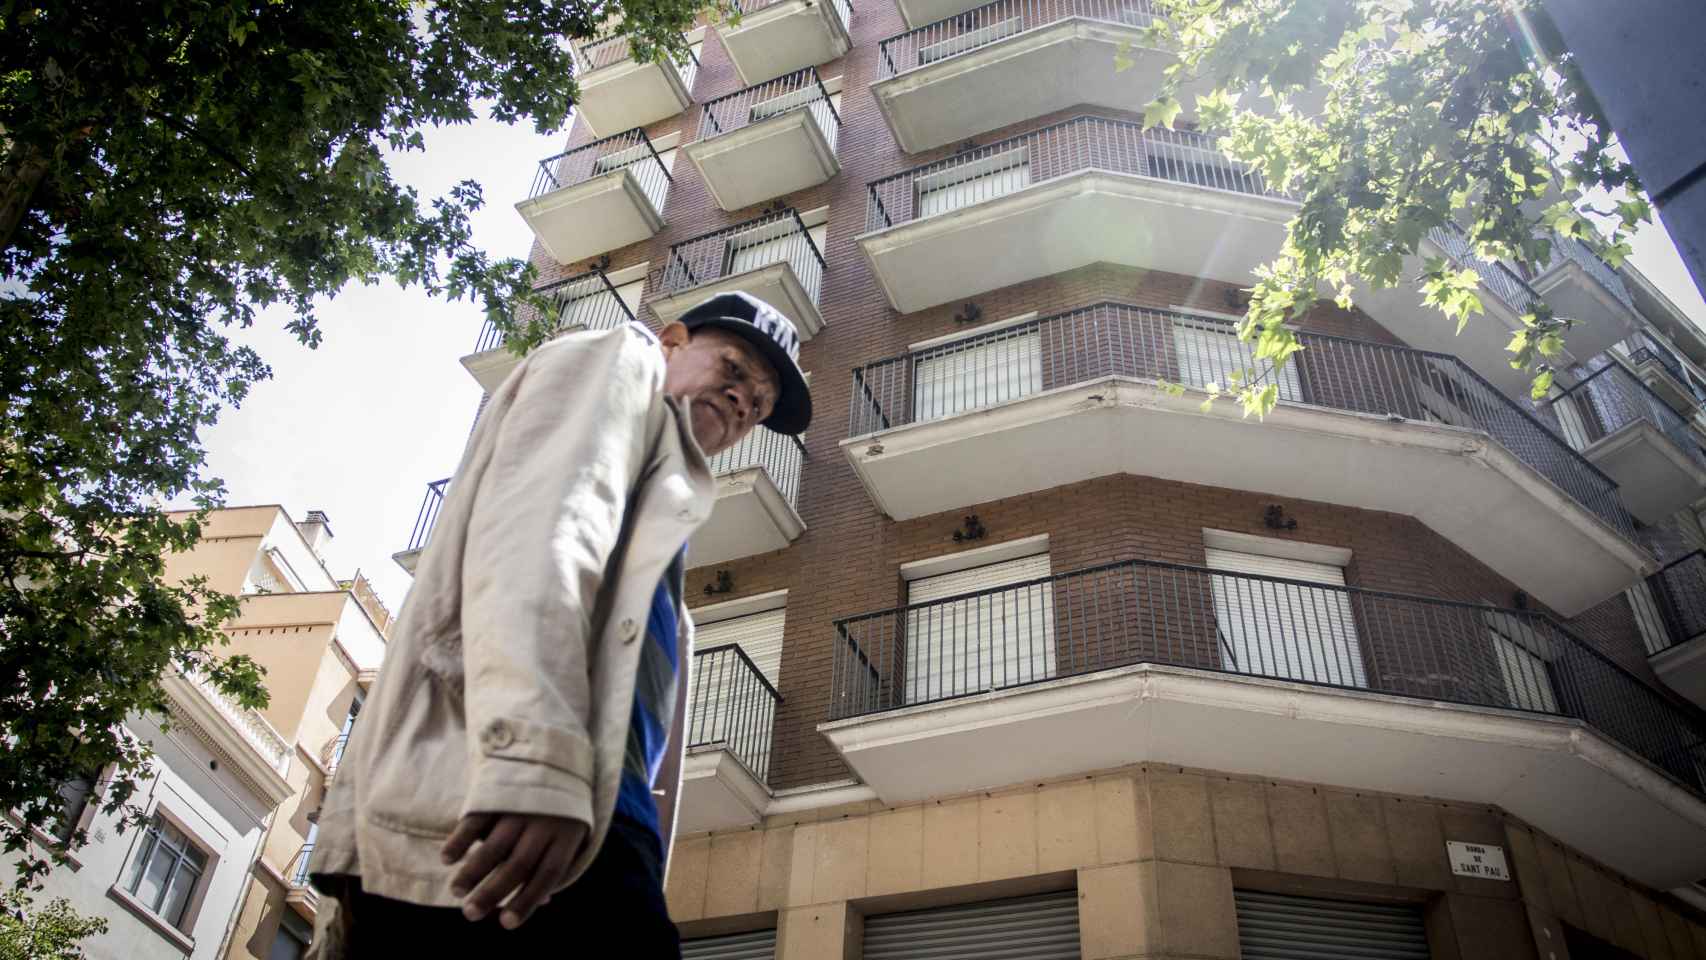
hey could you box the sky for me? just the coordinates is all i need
[184,114,1706,616]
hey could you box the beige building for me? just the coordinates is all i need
[159,505,391,960]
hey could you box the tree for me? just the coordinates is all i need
[1131,0,1650,414]
[0,0,713,884]
[0,891,107,960]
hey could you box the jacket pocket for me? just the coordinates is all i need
[362,671,467,839]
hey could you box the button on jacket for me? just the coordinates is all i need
[306,324,715,952]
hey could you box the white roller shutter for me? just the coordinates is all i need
[1172,318,1302,401]
[915,148,1031,217]
[1480,610,1559,714]
[689,608,785,779]
[913,328,1042,422]
[864,891,1080,960]
[723,218,795,275]
[1204,548,1366,688]
[906,553,1055,705]
[681,928,775,960]
[1235,890,1430,960]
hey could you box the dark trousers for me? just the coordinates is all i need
[342,816,681,957]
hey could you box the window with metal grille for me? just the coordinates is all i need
[914,148,1032,218]
[912,325,1043,422]
[122,814,211,932]
[1171,317,1303,402]
[905,551,1056,705]
[1205,545,1366,688]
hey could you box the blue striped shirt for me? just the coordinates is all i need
[612,549,684,843]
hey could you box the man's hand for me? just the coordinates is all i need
[440,813,588,929]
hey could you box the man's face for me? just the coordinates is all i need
[659,324,780,456]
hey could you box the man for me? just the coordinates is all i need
[306,291,812,956]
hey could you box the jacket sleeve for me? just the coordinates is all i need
[456,331,658,825]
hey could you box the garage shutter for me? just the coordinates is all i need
[1204,548,1366,688]
[681,928,776,960]
[906,553,1056,705]
[864,890,1080,960]
[1235,890,1430,960]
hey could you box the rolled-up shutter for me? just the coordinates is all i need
[864,890,1080,960]
[681,928,776,960]
[1204,548,1366,689]
[1235,889,1430,960]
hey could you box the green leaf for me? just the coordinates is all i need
[1143,95,1182,130]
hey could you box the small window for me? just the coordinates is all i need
[267,910,313,960]
[123,814,211,932]
[50,769,100,843]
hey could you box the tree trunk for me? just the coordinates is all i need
[0,140,49,253]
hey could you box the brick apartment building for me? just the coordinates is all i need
[392,1,1706,956]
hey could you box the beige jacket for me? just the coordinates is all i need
[306,324,714,947]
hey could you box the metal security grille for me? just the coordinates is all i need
[1235,890,1430,960]
[681,928,776,960]
[863,890,1080,960]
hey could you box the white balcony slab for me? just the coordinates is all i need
[842,378,1651,615]
[819,662,1706,890]
[686,108,840,212]
[1532,259,1642,361]
[679,747,771,834]
[687,466,806,568]
[718,0,852,87]
[1633,356,1699,415]
[857,170,1293,313]
[459,344,520,395]
[649,261,825,341]
[1580,421,1706,525]
[1653,638,1706,711]
[575,57,693,138]
[392,547,422,576]
[874,19,1177,153]
[515,168,666,265]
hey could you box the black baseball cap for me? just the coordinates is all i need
[676,291,813,435]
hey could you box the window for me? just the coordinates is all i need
[748,83,825,123]
[1552,390,1594,451]
[1483,610,1559,713]
[1171,317,1302,402]
[688,600,786,779]
[1205,539,1366,688]
[720,216,820,279]
[915,148,1031,218]
[912,324,1043,422]
[905,549,1056,705]
[917,16,1023,64]
[123,814,210,932]
[1626,581,1674,656]
[267,910,313,960]
[50,769,99,843]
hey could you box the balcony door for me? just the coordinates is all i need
[1171,317,1302,402]
[912,327,1043,422]
[722,219,797,277]
[1481,610,1559,714]
[914,148,1031,219]
[905,552,1056,705]
[691,606,785,779]
[1205,546,1366,688]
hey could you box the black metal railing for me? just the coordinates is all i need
[730,0,853,35]
[288,843,314,887]
[877,0,1157,79]
[1541,231,1636,311]
[405,478,451,554]
[687,644,782,781]
[863,116,1280,232]
[699,66,840,154]
[528,128,672,214]
[1427,224,1544,318]
[659,208,825,305]
[321,731,350,772]
[706,427,808,509]
[1649,551,1706,656]
[472,270,635,354]
[847,302,1633,536]
[573,34,699,90]
[1551,361,1706,470]
[828,557,1706,797]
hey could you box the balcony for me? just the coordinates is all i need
[842,303,1650,614]
[1531,232,1642,358]
[284,844,317,919]
[1649,552,1706,710]
[1628,335,1705,415]
[1550,362,1706,524]
[569,35,698,137]
[716,0,852,88]
[392,477,448,576]
[515,129,672,265]
[872,0,1175,152]
[648,209,827,340]
[685,67,841,212]
[690,428,807,568]
[318,731,351,787]
[680,645,781,833]
[821,557,1706,889]
[856,117,1295,313]
[160,670,293,807]
[460,270,636,393]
